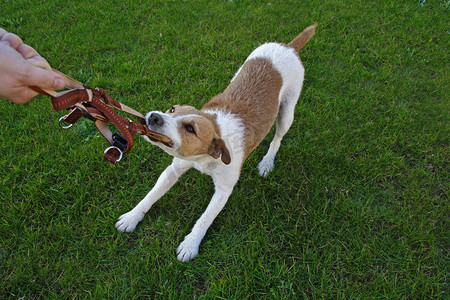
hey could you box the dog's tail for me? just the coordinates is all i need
[288,23,317,52]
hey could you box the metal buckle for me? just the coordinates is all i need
[104,146,123,162]
[112,133,129,151]
[58,116,73,129]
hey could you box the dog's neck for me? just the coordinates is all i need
[201,109,246,167]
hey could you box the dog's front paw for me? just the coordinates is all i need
[115,210,144,233]
[176,234,200,262]
[258,157,274,178]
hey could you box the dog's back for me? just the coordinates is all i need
[202,57,282,158]
[203,24,316,159]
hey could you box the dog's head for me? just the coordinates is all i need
[144,105,231,164]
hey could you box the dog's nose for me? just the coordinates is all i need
[148,112,164,127]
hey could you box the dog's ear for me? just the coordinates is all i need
[208,138,231,165]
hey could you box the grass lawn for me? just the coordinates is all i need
[1,0,448,298]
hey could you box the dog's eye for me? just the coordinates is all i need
[184,124,195,134]
[169,106,175,113]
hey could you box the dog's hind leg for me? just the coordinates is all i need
[258,88,300,177]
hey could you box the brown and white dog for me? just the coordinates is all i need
[116,24,317,261]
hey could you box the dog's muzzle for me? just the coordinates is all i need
[147,112,164,127]
[145,112,174,148]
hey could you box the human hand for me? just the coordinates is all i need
[0,28,66,104]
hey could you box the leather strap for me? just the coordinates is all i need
[33,68,171,163]
[50,86,171,163]
[62,108,84,125]
[51,89,90,111]
[90,88,136,153]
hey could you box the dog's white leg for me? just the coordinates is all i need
[176,176,236,262]
[115,158,191,233]
[258,89,300,177]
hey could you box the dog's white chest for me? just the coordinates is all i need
[192,158,220,176]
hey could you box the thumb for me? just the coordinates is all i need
[23,64,66,91]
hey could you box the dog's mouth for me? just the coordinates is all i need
[145,131,174,148]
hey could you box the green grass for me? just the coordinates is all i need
[1,0,448,298]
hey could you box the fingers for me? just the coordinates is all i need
[0,32,23,49]
[26,56,52,70]
[12,89,40,105]
[0,28,65,104]
[1,30,51,69]
[23,66,66,91]
[17,43,38,58]
[15,43,52,70]
[0,28,7,39]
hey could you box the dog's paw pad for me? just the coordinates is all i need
[115,211,143,233]
[258,158,274,178]
[176,236,200,262]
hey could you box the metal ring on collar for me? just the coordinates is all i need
[58,116,73,129]
[104,146,123,162]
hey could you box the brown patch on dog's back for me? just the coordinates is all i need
[202,58,283,159]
